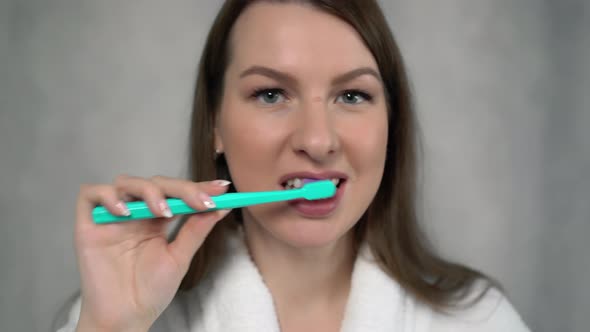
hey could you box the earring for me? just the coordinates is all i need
[214,149,223,159]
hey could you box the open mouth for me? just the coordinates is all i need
[281,177,344,190]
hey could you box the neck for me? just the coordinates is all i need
[242,220,356,329]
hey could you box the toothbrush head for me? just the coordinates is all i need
[300,180,337,200]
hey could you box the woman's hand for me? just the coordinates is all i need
[74,175,231,331]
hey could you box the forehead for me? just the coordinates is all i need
[228,2,378,73]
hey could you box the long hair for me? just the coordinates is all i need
[175,0,499,311]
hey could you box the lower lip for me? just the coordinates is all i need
[288,181,346,218]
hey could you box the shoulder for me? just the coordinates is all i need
[346,245,530,332]
[414,286,530,332]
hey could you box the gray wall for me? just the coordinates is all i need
[1,1,588,331]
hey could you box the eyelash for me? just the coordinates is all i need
[250,88,373,103]
[343,90,373,102]
[251,87,287,99]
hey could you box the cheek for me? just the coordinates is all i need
[342,114,388,174]
[218,100,288,191]
[221,92,287,142]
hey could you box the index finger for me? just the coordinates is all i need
[150,176,231,211]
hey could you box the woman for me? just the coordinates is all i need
[58,1,530,331]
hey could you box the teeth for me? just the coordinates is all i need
[283,177,341,190]
[284,178,303,189]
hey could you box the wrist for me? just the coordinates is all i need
[76,311,151,332]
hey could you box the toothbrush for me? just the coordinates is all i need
[92,180,336,224]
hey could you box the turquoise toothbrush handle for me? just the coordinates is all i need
[212,189,302,209]
[93,186,304,224]
[92,199,186,223]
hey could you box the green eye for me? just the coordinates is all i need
[254,89,286,105]
[337,90,372,104]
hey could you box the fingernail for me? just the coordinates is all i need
[212,180,231,187]
[116,201,131,216]
[199,192,216,209]
[216,209,232,219]
[159,201,173,218]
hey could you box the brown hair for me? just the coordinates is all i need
[175,0,499,311]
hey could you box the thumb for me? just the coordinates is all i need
[167,209,231,270]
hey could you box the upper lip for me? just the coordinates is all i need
[278,171,348,185]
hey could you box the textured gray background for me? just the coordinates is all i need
[1,1,589,331]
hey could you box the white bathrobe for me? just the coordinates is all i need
[58,232,530,332]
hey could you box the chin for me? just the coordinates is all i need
[242,201,362,249]
[264,214,356,249]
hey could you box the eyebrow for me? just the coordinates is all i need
[239,66,382,87]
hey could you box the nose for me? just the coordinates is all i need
[290,99,340,162]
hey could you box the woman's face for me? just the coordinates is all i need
[215,2,388,248]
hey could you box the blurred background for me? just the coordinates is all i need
[1,0,588,331]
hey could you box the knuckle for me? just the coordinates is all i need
[77,184,94,201]
[142,183,163,198]
[150,175,167,182]
[78,183,92,194]
[94,185,116,199]
[185,182,201,195]
[114,173,130,185]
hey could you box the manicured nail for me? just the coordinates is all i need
[216,209,232,219]
[159,200,173,218]
[212,180,231,187]
[116,201,131,216]
[199,192,216,209]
